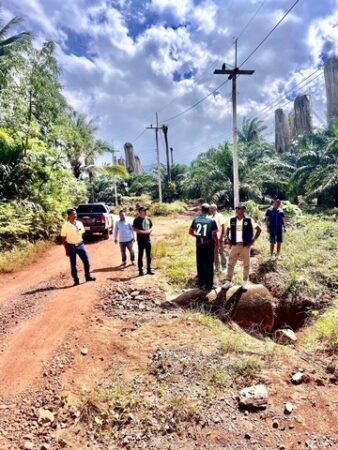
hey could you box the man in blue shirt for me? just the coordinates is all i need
[114,209,135,266]
[265,199,286,257]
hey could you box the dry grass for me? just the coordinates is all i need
[0,240,52,273]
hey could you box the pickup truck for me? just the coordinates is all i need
[76,203,114,240]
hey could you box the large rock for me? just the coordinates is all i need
[238,384,268,409]
[224,285,275,333]
[274,329,297,345]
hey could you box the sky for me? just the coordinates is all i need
[4,0,338,167]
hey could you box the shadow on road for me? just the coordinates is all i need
[93,265,126,273]
[23,285,73,295]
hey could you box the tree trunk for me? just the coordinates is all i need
[275,108,291,153]
[24,90,33,155]
[324,56,338,122]
[294,95,313,135]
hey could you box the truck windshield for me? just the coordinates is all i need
[77,204,107,213]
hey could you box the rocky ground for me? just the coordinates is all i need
[0,216,337,449]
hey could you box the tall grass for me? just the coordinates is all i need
[0,240,52,273]
[153,226,196,287]
[305,298,338,352]
[255,215,338,296]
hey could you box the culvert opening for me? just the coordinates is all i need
[166,284,329,336]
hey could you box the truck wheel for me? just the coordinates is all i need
[103,229,109,240]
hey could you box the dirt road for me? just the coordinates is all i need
[0,217,185,399]
[0,216,337,450]
[0,238,121,396]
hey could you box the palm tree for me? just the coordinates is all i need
[290,120,338,205]
[238,117,267,145]
[65,111,98,179]
[185,142,234,205]
[0,14,31,56]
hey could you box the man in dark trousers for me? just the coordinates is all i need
[265,199,286,257]
[133,206,154,276]
[189,203,219,290]
[222,204,261,291]
[61,208,96,286]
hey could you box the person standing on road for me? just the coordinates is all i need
[265,199,286,258]
[61,208,96,286]
[114,209,135,266]
[189,203,219,290]
[222,204,261,291]
[133,207,154,276]
[210,204,226,272]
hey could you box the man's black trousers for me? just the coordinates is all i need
[137,240,152,271]
[196,242,214,289]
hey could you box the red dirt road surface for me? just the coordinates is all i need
[0,238,121,396]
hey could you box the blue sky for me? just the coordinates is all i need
[4,0,338,166]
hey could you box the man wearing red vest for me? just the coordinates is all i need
[222,204,261,291]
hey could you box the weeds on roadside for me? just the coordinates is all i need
[305,298,338,353]
[0,240,51,273]
[153,226,196,287]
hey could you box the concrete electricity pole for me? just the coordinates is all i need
[214,39,254,208]
[146,113,163,202]
[162,125,171,181]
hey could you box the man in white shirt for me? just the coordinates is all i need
[222,204,261,290]
[210,204,226,272]
[61,208,96,286]
[114,209,135,266]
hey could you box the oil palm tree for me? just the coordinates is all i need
[238,117,267,145]
[0,13,31,56]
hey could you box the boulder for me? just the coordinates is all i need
[275,329,297,345]
[238,384,268,409]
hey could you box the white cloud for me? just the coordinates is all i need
[4,0,337,164]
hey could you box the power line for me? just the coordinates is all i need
[237,0,268,40]
[131,128,147,144]
[257,67,323,116]
[240,0,301,67]
[256,71,324,119]
[130,0,300,149]
[160,79,229,123]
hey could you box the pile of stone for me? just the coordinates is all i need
[98,283,166,319]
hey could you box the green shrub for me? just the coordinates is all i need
[150,201,187,216]
[281,200,302,217]
[245,200,261,221]
[306,298,338,352]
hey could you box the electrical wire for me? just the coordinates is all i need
[236,0,268,40]
[240,0,300,67]
[257,67,323,116]
[256,71,324,118]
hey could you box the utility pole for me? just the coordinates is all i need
[214,39,254,208]
[162,125,171,182]
[170,147,174,166]
[146,113,163,202]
